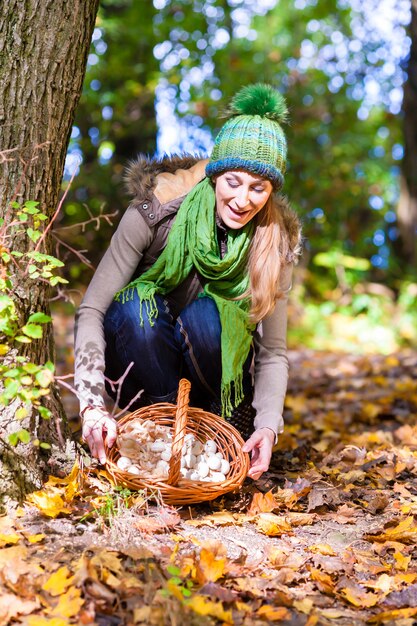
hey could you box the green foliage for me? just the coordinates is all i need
[0,201,64,446]
[60,0,414,352]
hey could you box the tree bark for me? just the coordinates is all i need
[397,1,417,265]
[0,0,99,503]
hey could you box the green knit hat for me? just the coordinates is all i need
[205,83,288,189]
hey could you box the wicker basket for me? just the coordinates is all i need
[105,379,250,505]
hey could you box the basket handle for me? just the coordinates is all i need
[167,378,191,486]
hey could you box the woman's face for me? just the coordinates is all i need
[214,170,273,229]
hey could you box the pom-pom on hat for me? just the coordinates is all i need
[206,83,289,189]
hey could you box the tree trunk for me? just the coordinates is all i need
[0,0,99,504]
[397,1,417,265]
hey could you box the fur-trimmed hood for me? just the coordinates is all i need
[125,154,302,261]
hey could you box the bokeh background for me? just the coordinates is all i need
[53,0,417,382]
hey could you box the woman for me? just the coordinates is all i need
[74,83,301,480]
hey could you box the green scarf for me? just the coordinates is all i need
[115,177,255,416]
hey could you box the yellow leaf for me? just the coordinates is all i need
[196,547,226,584]
[293,598,314,614]
[45,462,80,502]
[309,543,336,556]
[340,586,380,608]
[255,512,292,536]
[367,607,417,623]
[257,605,291,621]
[186,595,233,624]
[309,568,335,593]
[42,566,75,596]
[235,601,252,613]
[26,533,46,543]
[0,532,21,546]
[27,488,71,518]
[90,549,123,574]
[47,586,84,618]
[366,516,417,544]
[28,618,70,626]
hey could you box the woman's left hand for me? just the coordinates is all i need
[242,428,276,480]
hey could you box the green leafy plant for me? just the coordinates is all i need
[0,199,68,446]
[89,486,134,527]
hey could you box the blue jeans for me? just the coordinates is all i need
[103,293,252,411]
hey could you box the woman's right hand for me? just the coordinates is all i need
[81,407,118,464]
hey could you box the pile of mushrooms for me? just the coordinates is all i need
[116,419,230,482]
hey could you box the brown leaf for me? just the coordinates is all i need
[307,484,342,512]
[248,490,279,515]
[255,513,293,536]
[184,511,241,527]
[200,582,239,603]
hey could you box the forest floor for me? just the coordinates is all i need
[2,349,417,626]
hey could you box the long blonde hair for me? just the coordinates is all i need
[246,195,294,323]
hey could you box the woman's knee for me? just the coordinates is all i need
[104,293,172,351]
[175,297,221,359]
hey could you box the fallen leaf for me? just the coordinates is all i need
[196,547,226,584]
[256,605,291,621]
[186,595,233,623]
[367,607,417,623]
[340,584,380,608]
[185,511,241,527]
[200,582,239,603]
[25,533,46,544]
[393,550,411,571]
[26,487,71,518]
[28,618,69,626]
[47,586,84,618]
[0,532,21,546]
[359,573,392,594]
[248,490,279,515]
[293,598,314,614]
[90,549,123,575]
[309,568,335,594]
[307,484,342,511]
[309,544,336,556]
[255,513,292,536]
[0,545,34,583]
[0,593,39,624]
[42,566,75,596]
[365,516,417,544]
[286,512,316,526]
